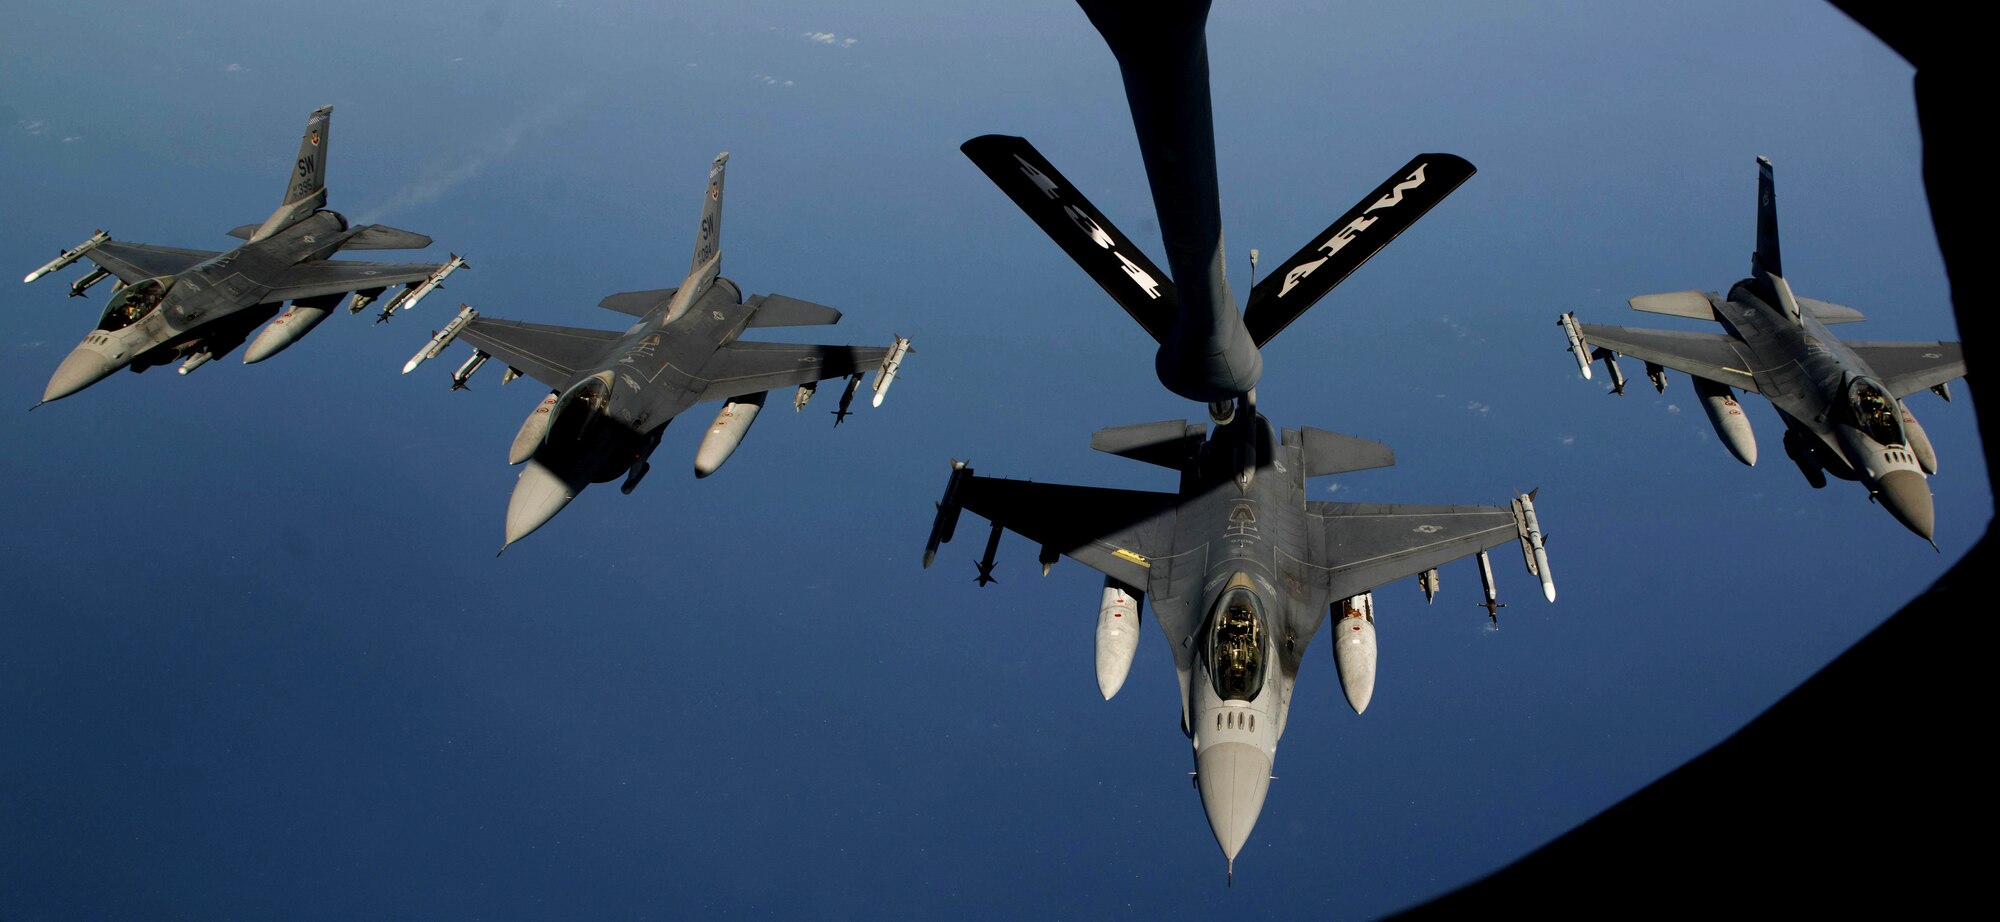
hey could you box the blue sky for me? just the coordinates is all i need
[0,1,1978,918]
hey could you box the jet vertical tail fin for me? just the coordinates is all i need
[1754,156,1781,278]
[690,152,727,275]
[249,106,332,242]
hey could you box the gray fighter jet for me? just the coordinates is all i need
[25,105,466,405]
[1557,158,1965,542]
[937,0,1553,880]
[404,153,910,551]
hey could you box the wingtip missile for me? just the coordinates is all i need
[24,231,109,284]
[870,336,912,408]
[1512,491,1555,602]
[1559,312,1592,379]
[382,253,468,320]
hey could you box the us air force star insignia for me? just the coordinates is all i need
[712,310,725,320]
[302,235,316,243]
[1414,524,1442,534]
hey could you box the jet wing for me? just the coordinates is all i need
[83,241,225,283]
[1575,322,1762,393]
[261,259,452,304]
[455,318,624,389]
[1847,341,1966,397]
[957,475,1179,589]
[1310,501,1521,602]
[692,341,888,403]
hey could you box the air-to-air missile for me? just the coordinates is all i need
[871,335,912,407]
[22,230,108,284]
[402,304,480,374]
[378,253,467,321]
[1475,549,1505,624]
[975,520,1003,586]
[1559,311,1592,379]
[832,373,864,426]
[1592,347,1628,395]
[1513,491,1556,603]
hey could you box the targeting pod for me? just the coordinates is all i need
[1559,312,1592,379]
[24,230,109,284]
[380,253,467,320]
[1511,490,1555,603]
[922,460,972,569]
[402,304,479,374]
[871,335,912,408]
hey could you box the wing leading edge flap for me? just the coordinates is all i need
[957,474,1178,589]
[1243,153,1477,347]
[694,340,888,403]
[454,317,624,389]
[1309,501,1520,601]
[961,134,1176,343]
[1575,322,1762,393]
[260,259,454,305]
[83,241,226,284]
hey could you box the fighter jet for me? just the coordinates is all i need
[24,105,465,405]
[404,153,909,551]
[940,0,1553,879]
[1557,157,1965,542]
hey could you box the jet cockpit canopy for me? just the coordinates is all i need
[97,276,173,332]
[1844,375,1906,447]
[1206,581,1268,701]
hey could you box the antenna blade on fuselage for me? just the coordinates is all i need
[1242,153,1476,347]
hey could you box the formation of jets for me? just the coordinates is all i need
[16,0,1964,884]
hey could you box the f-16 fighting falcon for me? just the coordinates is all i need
[939,0,1553,880]
[25,105,466,405]
[404,153,910,552]
[1557,158,1965,543]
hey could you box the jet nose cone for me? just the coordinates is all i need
[42,345,117,403]
[1876,469,1935,541]
[504,459,583,549]
[1195,741,1272,863]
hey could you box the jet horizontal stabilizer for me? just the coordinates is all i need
[1300,428,1395,477]
[1628,290,1718,321]
[961,134,1176,343]
[224,224,260,241]
[1799,297,1866,324]
[596,288,676,317]
[340,224,434,250]
[1243,153,1476,347]
[745,293,843,328]
[1091,419,1206,469]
